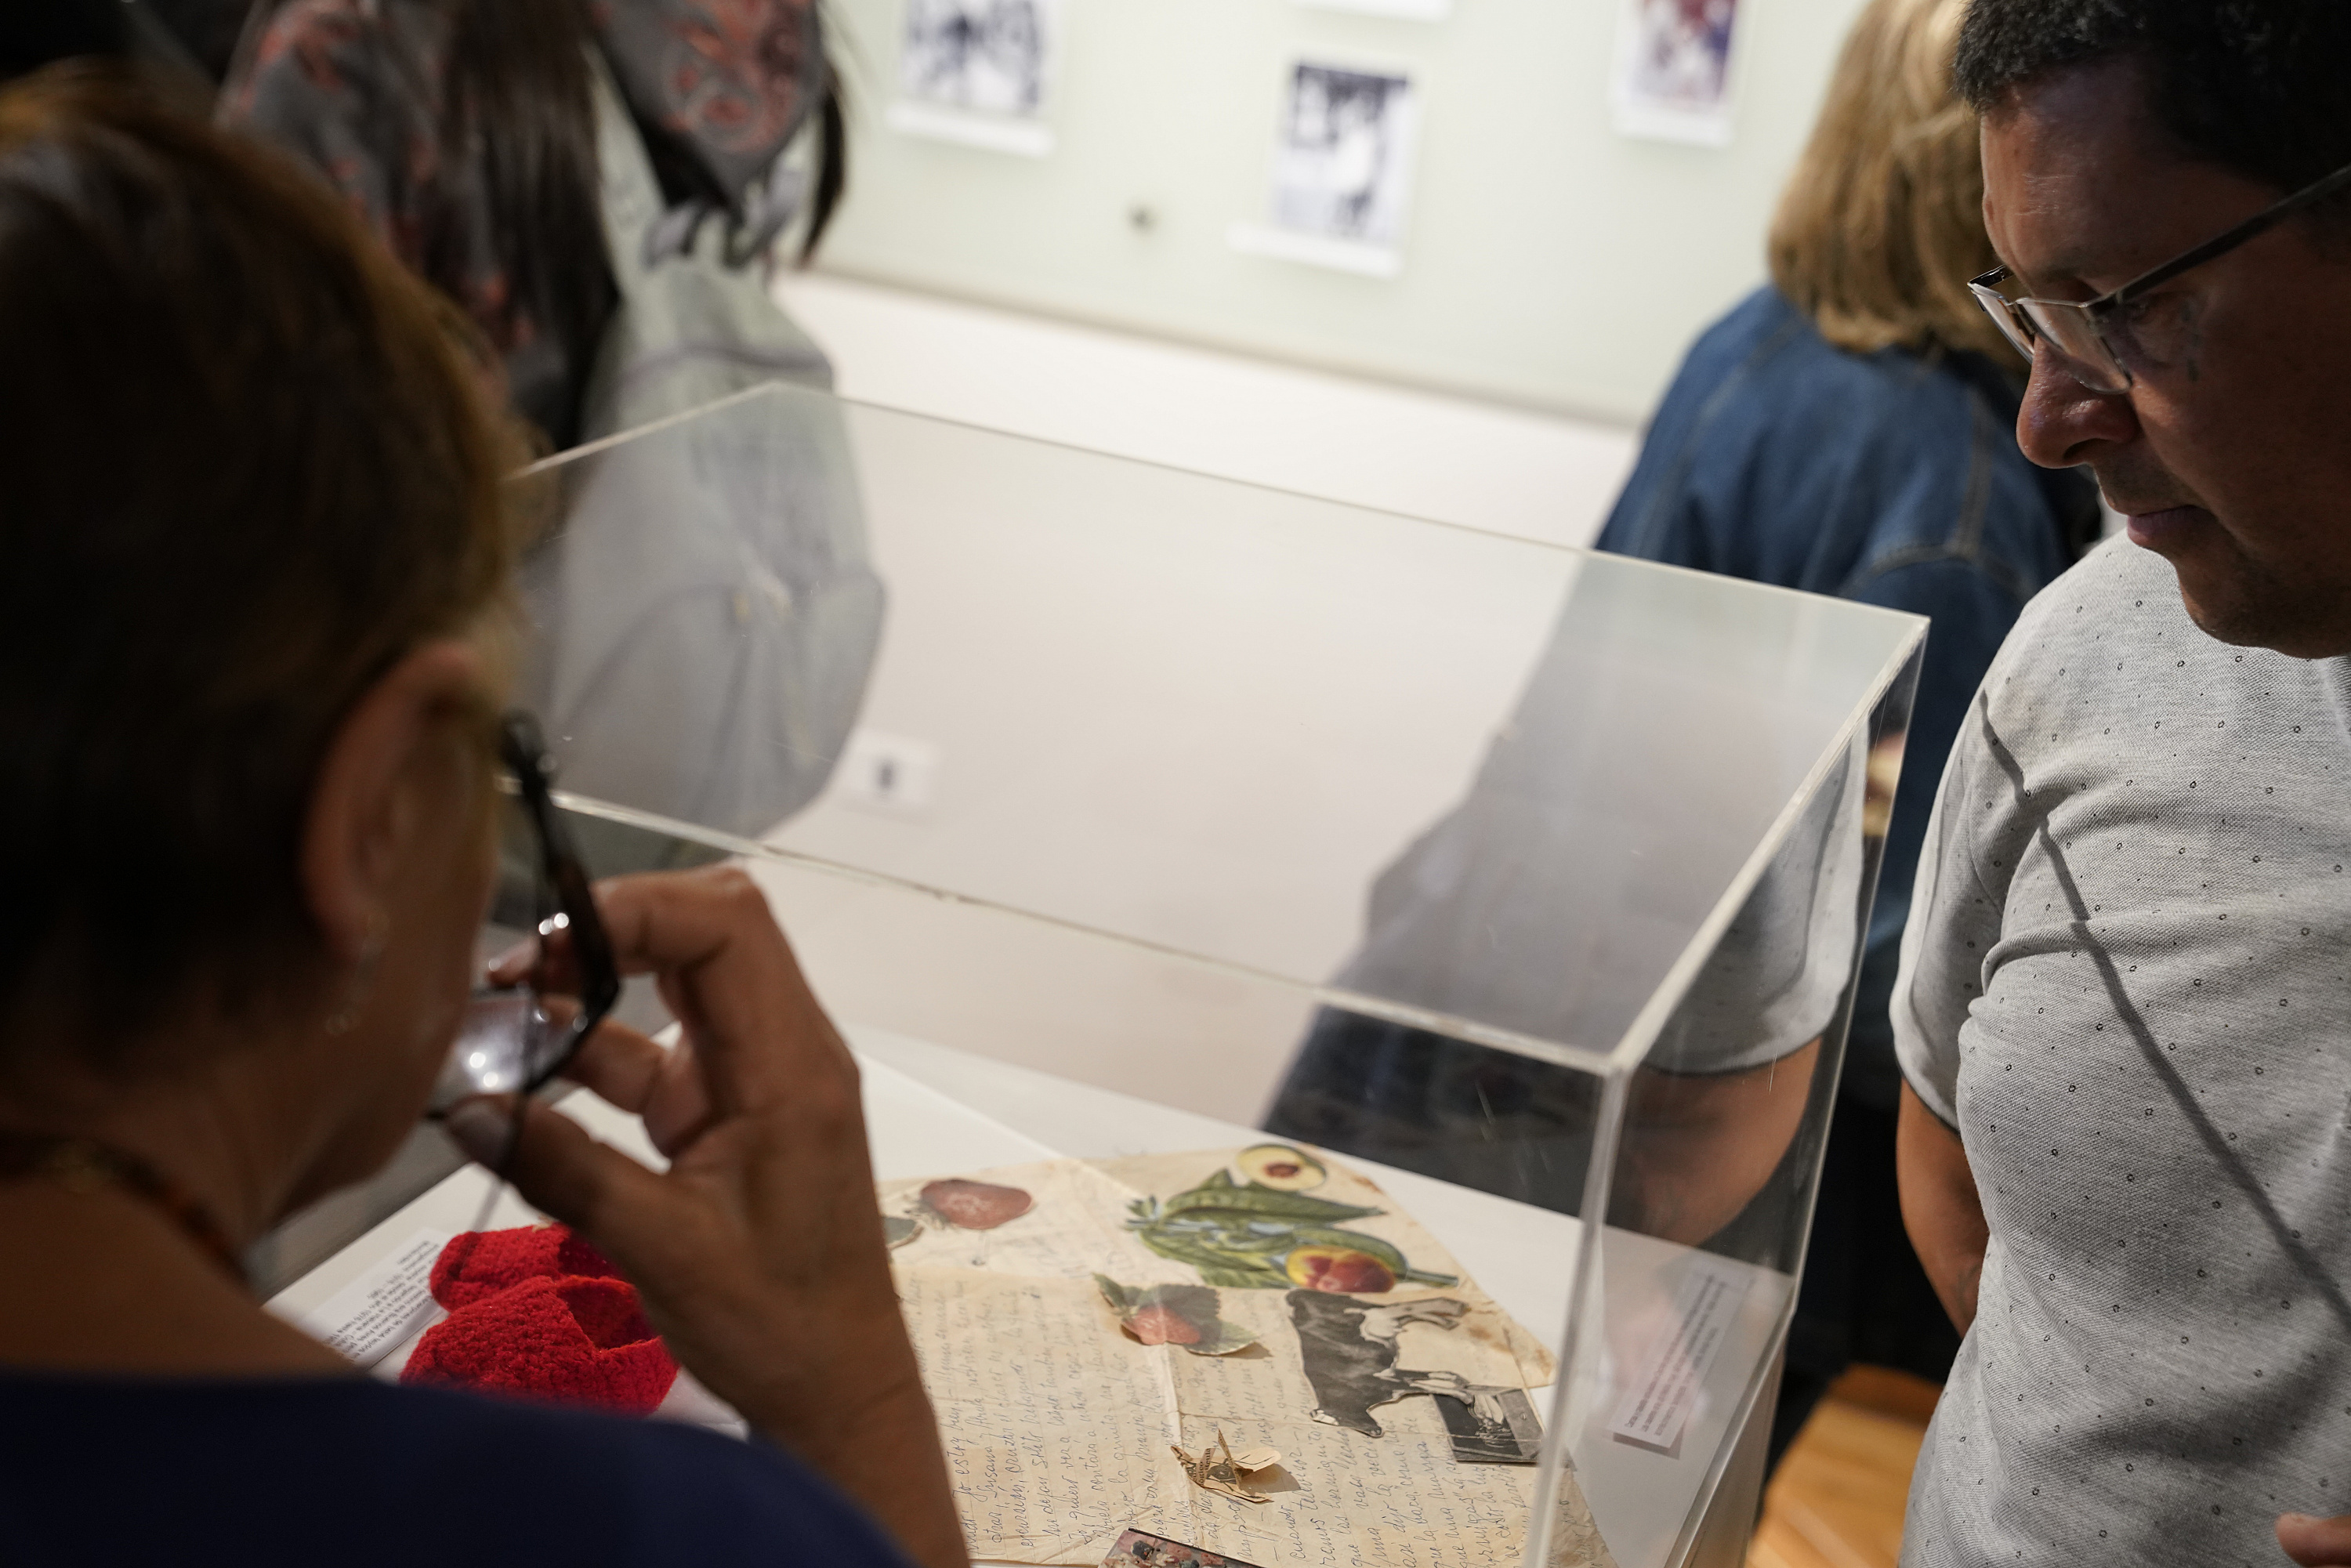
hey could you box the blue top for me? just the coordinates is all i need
[1595,286,2096,1108]
[0,1372,918,1567]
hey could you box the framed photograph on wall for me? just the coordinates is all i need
[1291,0,1450,27]
[1610,0,1741,147]
[1228,60,1418,279]
[886,0,1060,157]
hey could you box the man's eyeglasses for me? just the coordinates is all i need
[1969,160,2351,395]
[427,712,619,1122]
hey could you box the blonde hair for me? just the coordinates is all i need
[1769,0,2016,363]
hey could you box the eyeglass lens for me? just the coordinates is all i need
[2016,300,2133,393]
[428,744,593,1119]
[430,972,581,1116]
[1972,283,2133,395]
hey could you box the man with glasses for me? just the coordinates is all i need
[1891,4,2351,1566]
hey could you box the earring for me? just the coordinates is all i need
[324,911,389,1037]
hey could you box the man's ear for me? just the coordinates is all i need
[299,641,490,964]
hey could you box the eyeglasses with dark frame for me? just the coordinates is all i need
[1969,160,2351,395]
[423,712,621,1298]
[427,711,620,1123]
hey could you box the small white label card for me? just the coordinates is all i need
[1608,1255,1751,1454]
[285,1228,453,1368]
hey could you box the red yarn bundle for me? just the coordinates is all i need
[400,1226,678,1416]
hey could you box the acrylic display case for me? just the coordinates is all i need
[266,382,1923,1568]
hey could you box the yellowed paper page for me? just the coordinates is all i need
[897,1268,1181,1562]
[895,1269,1615,1568]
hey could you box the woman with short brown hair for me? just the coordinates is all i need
[0,68,960,1568]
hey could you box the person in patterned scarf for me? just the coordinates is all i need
[223,0,845,451]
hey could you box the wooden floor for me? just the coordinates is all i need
[1747,1368,1940,1568]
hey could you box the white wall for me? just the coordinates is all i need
[775,271,1639,549]
[810,0,1871,421]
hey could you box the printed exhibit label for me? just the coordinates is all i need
[1608,1257,1751,1454]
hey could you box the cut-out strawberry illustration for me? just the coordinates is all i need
[915,1179,1034,1230]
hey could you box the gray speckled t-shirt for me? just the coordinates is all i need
[1895,535,2351,1566]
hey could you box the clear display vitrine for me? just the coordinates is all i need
[268,382,1923,1568]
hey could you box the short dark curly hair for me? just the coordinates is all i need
[1954,0,2351,198]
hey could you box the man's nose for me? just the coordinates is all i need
[2016,352,2140,469]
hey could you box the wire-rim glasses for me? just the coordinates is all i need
[1969,159,2351,395]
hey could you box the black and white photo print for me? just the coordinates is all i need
[1266,62,1416,250]
[900,0,1051,116]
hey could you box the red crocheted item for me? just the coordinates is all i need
[429,1223,624,1310]
[400,1226,677,1416]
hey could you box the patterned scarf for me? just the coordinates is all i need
[224,0,824,438]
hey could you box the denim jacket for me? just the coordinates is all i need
[1596,286,2099,1107]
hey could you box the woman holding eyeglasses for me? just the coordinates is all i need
[0,70,962,1568]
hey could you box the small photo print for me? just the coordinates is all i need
[1266,61,1417,249]
[1101,1528,1265,1568]
[1291,0,1449,24]
[889,0,1057,154]
[1437,1385,1545,1465]
[1612,0,1741,146]
[899,0,1052,116]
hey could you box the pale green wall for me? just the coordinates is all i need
[811,0,1873,423]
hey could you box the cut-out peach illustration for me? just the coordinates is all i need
[1284,1244,1397,1294]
